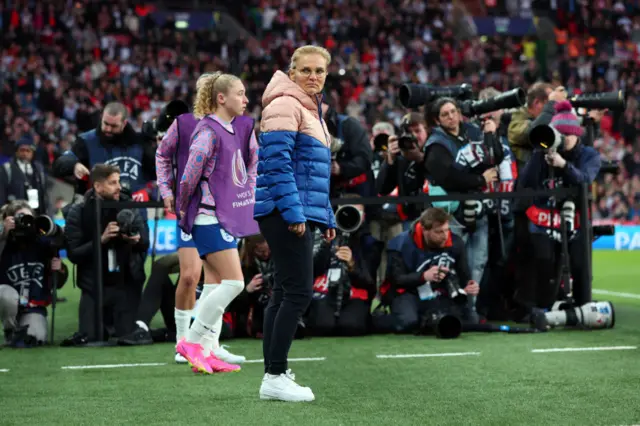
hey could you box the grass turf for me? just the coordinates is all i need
[1,251,639,425]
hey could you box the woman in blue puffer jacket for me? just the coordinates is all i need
[253,45,337,403]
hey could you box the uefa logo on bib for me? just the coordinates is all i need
[232,149,248,188]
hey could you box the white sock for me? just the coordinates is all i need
[174,308,192,344]
[196,283,219,317]
[136,320,149,332]
[196,283,220,355]
[186,279,243,350]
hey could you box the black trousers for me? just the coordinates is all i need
[308,297,370,336]
[79,284,140,341]
[259,211,315,375]
[137,254,180,331]
[513,215,589,317]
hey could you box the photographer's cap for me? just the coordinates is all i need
[551,101,584,137]
[372,122,395,136]
[15,134,36,151]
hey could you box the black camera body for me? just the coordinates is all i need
[116,209,140,237]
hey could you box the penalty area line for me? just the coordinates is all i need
[244,357,326,364]
[0,369,9,372]
[376,352,481,359]
[61,362,167,370]
[531,346,637,354]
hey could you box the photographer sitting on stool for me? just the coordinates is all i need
[514,101,601,322]
[0,200,68,346]
[385,207,479,333]
[64,164,149,345]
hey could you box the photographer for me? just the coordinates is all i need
[0,200,67,346]
[385,208,479,333]
[514,101,601,321]
[476,88,518,318]
[423,97,500,314]
[64,164,149,344]
[508,83,561,169]
[52,102,156,201]
[376,112,429,224]
[307,198,382,336]
[323,104,374,199]
[0,135,49,215]
[236,234,276,338]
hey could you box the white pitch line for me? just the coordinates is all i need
[0,369,9,373]
[377,352,481,359]
[593,289,640,300]
[532,346,637,354]
[244,357,326,364]
[61,362,167,370]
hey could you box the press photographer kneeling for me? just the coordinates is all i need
[64,164,149,344]
[385,208,479,337]
[515,101,601,325]
[308,197,382,336]
[0,200,67,346]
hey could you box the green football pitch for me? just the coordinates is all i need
[1,252,640,425]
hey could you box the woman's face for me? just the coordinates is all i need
[219,79,248,117]
[254,241,270,261]
[289,53,328,96]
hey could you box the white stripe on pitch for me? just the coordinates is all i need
[244,357,326,364]
[593,289,640,300]
[532,346,637,354]
[61,362,167,370]
[376,352,481,359]
[0,369,9,373]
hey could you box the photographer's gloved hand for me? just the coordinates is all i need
[422,265,448,282]
[464,280,480,296]
[386,136,400,165]
[246,274,264,293]
[545,152,566,168]
[122,234,141,245]
[101,221,119,244]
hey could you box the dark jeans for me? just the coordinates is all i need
[259,211,315,375]
[308,297,369,336]
[391,292,473,333]
[513,215,589,317]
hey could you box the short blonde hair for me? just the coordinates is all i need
[289,45,332,71]
[193,72,241,119]
[479,87,501,101]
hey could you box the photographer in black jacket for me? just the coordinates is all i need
[0,200,68,346]
[514,101,601,321]
[376,112,429,224]
[64,164,149,344]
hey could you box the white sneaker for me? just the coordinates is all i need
[259,372,315,402]
[213,345,246,364]
[175,352,188,364]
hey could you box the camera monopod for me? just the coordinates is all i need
[485,132,506,261]
[49,249,59,345]
[555,200,575,304]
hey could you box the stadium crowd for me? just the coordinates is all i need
[0,0,634,348]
